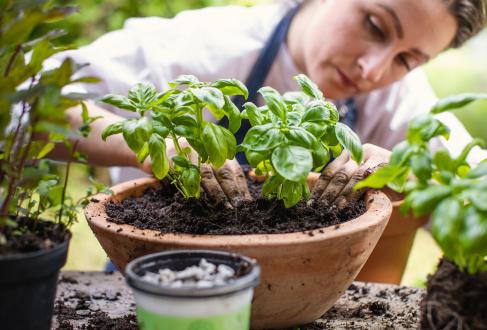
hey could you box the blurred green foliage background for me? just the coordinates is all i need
[53,0,486,287]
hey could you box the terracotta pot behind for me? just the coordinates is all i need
[85,178,392,329]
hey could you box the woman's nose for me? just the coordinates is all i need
[357,49,392,83]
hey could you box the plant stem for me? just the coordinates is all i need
[170,131,183,154]
[4,44,22,77]
[58,140,79,224]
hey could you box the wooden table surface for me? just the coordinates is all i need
[52,271,424,330]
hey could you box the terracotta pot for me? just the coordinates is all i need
[85,177,392,329]
[305,173,429,284]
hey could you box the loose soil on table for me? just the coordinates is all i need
[54,288,137,330]
[0,217,68,256]
[105,174,366,235]
[420,258,487,330]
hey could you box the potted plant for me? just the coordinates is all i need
[356,93,487,329]
[84,74,392,329]
[0,2,102,329]
[125,249,260,330]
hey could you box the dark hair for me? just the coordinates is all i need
[444,0,487,47]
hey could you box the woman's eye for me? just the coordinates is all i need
[398,54,411,71]
[367,15,386,40]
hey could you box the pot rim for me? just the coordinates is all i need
[84,177,392,246]
[125,249,260,298]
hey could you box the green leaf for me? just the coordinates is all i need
[466,162,487,179]
[242,103,264,126]
[128,82,157,106]
[433,149,456,174]
[35,142,55,159]
[272,146,313,182]
[355,165,407,190]
[101,121,124,141]
[312,142,330,169]
[431,197,463,260]
[190,87,225,109]
[122,117,152,152]
[406,185,452,216]
[170,75,199,87]
[172,155,192,168]
[99,95,136,112]
[202,122,230,168]
[302,100,331,123]
[459,207,487,256]
[281,181,307,208]
[222,95,241,133]
[258,87,286,121]
[244,150,270,168]
[335,122,363,163]
[241,124,283,151]
[136,142,149,163]
[149,134,169,179]
[152,120,170,138]
[173,115,198,139]
[468,190,487,211]
[294,74,323,100]
[262,174,284,197]
[285,127,318,149]
[411,151,432,181]
[181,167,201,197]
[390,141,414,166]
[431,93,487,114]
[455,138,485,167]
[407,114,450,143]
[187,139,208,163]
[301,122,328,138]
[212,79,248,99]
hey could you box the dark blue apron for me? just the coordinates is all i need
[222,5,358,164]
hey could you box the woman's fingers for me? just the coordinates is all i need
[213,159,251,207]
[200,164,232,209]
[319,159,357,203]
[309,151,350,203]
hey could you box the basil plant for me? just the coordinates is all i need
[101,75,248,198]
[239,74,363,208]
[356,93,487,274]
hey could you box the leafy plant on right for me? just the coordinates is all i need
[356,93,487,274]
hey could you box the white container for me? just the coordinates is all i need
[125,250,260,330]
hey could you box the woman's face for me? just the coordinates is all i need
[300,0,457,99]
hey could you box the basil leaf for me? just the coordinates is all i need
[122,117,152,152]
[411,151,432,181]
[212,79,248,99]
[149,134,169,179]
[181,166,201,197]
[431,93,487,114]
[406,185,452,216]
[302,100,331,123]
[258,87,286,121]
[242,103,263,126]
[431,197,463,260]
[466,162,487,179]
[335,122,363,163]
[170,74,199,87]
[222,95,241,133]
[128,82,157,106]
[294,74,323,100]
[244,150,270,168]
[282,180,307,208]
[99,94,136,111]
[190,86,225,110]
[272,146,313,182]
[136,142,150,163]
[202,122,230,168]
[459,206,487,256]
[101,121,124,141]
[355,165,407,190]
[285,127,318,149]
[240,124,283,151]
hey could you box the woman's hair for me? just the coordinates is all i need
[445,0,487,47]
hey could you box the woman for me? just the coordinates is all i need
[51,0,486,206]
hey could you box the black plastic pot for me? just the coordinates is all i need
[0,237,70,330]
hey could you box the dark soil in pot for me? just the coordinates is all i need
[0,216,68,255]
[420,258,487,330]
[0,217,70,330]
[105,173,366,235]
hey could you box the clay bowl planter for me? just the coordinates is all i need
[85,177,392,329]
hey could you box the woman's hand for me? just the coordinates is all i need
[309,143,390,208]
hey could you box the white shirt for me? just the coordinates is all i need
[48,3,485,183]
